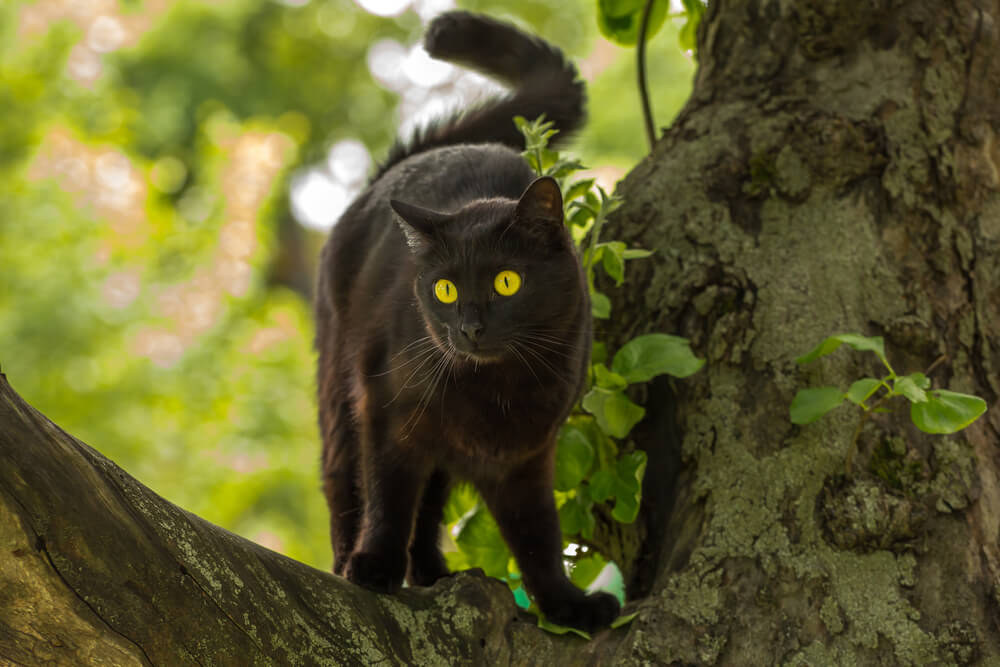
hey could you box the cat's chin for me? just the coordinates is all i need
[446,338,505,364]
[455,348,505,365]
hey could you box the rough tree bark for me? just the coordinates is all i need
[610,0,1000,663]
[2,0,999,664]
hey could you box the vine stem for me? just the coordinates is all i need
[637,0,657,150]
[846,393,889,475]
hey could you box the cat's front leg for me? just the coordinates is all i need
[480,457,621,633]
[344,431,428,594]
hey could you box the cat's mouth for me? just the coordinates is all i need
[445,332,505,364]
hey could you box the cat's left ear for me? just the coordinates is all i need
[515,177,564,227]
[390,199,448,250]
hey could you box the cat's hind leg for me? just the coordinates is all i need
[321,400,361,576]
[407,468,452,587]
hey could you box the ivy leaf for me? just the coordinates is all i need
[678,0,705,52]
[611,611,641,629]
[591,341,607,365]
[582,387,645,438]
[910,389,987,434]
[555,424,597,491]
[599,241,626,285]
[537,615,591,639]
[611,333,704,382]
[558,493,595,540]
[796,333,888,367]
[443,483,479,525]
[588,468,616,503]
[591,291,611,319]
[585,451,646,522]
[908,372,931,390]
[593,363,628,391]
[597,0,669,47]
[569,553,608,590]
[611,451,646,523]
[894,375,928,404]
[454,505,511,578]
[622,248,654,260]
[790,386,845,424]
[845,378,881,406]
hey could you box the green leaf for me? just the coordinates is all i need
[582,388,645,438]
[591,291,611,319]
[909,372,931,390]
[555,424,597,491]
[569,553,608,590]
[588,469,616,502]
[597,0,669,47]
[593,363,628,391]
[796,333,887,367]
[894,375,928,404]
[564,178,596,204]
[547,157,586,180]
[678,0,705,52]
[558,494,596,540]
[537,615,591,639]
[568,206,594,229]
[611,333,704,382]
[910,389,987,434]
[790,387,845,424]
[591,341,608,365]
[597,241,625,285]
[454,505,511,578]
[611,611,640,629]
[622,248,654,260]
[845,378,881,406]
[443,483,479,525]
[611,451,646,523]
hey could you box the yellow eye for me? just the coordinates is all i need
[494,270,521,296]
[434,278,458,303]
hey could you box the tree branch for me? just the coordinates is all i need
[0,374,624,664]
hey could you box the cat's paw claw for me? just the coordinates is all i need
[344,551,405,594]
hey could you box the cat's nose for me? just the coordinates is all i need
[460,320,484,342]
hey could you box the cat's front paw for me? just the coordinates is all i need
[407,550,450,587]
[540,590,621,634]
[344,550,406,594]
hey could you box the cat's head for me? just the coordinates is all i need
[390,177,586,363]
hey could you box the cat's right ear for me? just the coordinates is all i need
[390,199,448,251]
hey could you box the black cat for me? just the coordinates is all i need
[315,11,620,633]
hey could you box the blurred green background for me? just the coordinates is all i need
[0,0,693,571]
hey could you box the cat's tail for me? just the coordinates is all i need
[373,11,586,180]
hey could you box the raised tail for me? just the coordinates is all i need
[373,11,586,180]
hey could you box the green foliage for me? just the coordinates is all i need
[596,0,669,47]
[595,0,704,53]
[440,115,703,629]
[792,333,988,470]
[1,0,693,600]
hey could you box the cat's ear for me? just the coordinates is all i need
[390,199,448,250]
[515,177,563,227]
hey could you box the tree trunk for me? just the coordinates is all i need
[611,0,1000,663]
[3,1,999,664]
